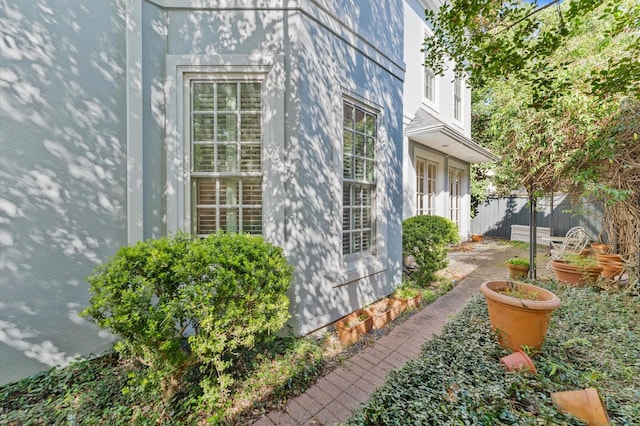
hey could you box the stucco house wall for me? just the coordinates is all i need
[0,0,404,385]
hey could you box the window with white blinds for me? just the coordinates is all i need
[342,100,376,256]
[189,79,263,236]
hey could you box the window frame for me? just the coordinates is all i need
[342,98,378,257]
[185,74,265,237]
[416,156,438,216]
[448,166,463,227]
[453,77,462,122]
[423,66,436,105]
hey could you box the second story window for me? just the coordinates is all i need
[424,67,435,103]
[453,77,462,122]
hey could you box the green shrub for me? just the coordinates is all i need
[402,215,459,286]
[81,232,293,405]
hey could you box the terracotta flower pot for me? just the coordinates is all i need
[598,260,624,279]
[471,234,483,242]
[507,263,529,279]
[480,280,561,351]
[500,350,536,374]
[394,293,422,309]
[551,388,611,425]
[596,253,622,263]
[335,310,373,344]
[590,243,611,255]
[551,260,602,286]
[366,298,404,329]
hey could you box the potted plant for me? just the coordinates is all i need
[366,298,405,329]
[551,253,602,286]
[505,257,530,279]
[393,285,422,308]
[335,310,374,344]
[480,280,561,351]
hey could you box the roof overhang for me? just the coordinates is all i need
[405,108,499,163]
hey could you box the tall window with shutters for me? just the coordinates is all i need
[189,78,263,236]
[342,100,376,256]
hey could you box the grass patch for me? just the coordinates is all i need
[347,282,640,425]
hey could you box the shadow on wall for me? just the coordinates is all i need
[0,0,128,384]
[273,2,404,334]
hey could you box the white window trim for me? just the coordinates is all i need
[453,77,463,124]
[338,91,387,285]
[165,55,273,236]
[414,147,445,217]
[422,66,438,110]
[447,158,469,237]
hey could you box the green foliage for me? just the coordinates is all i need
[394,284,421,301]
[0,336,324,425]
[403,215,460,286]
[81,232,293,406]
[505,257,529,267]
[347,282,640,425]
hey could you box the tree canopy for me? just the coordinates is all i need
[423,0,639,282]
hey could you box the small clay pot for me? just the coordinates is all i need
[551,388,611,425]
[500,350,536,374]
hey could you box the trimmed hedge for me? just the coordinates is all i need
[403,215,459,285]
[81,232,293,404]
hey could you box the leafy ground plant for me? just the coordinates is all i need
[347,281,640,425]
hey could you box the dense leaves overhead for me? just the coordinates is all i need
[424,0,639,281]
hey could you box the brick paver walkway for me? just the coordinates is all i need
[253,242,549,425]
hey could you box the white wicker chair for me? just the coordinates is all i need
[545,226,590,270]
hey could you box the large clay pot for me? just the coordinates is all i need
[598,260,624,279]
[480,281,561,351]
[507,263,529,279]
[590,243,611,255]
[551,388,611,425]
[551,260,602,285]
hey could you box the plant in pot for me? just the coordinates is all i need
[480,280,561,351]
[366,297,404,329]
[393,284,422,308]
[551,253,602,286]
[335,310,373,345]
[505,257,530,279]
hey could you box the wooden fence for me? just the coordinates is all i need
[470,195,604,241]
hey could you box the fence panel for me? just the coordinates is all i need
[471,195,604,241]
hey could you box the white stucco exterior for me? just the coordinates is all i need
[1,0,405,384]
[402,0,497,239]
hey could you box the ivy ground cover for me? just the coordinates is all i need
[347,282,640,425]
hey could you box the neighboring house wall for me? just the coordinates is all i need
[402,0,496,239]
[0,0,404,384]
